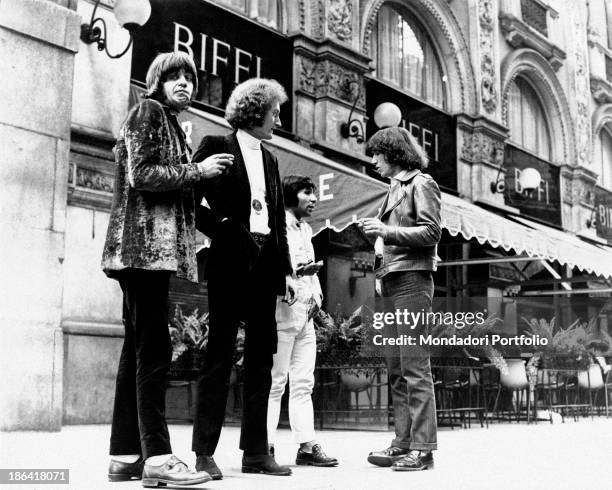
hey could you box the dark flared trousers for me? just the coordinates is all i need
[109,269,173,459]
[381,270,438,451]
[192,242,278,456]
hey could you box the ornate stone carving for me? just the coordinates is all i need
[299,0,306,32]
[73,167,114,193]
[460,130,504,165]
[573,16,591,168]
[297,55,365,107]
[562,180,573,204]
[297,56,316,95]
[590,76,612,105]
[499,13,566,71]
[479,0,497,113]
[312,0,325,39]
[327,0,352,43]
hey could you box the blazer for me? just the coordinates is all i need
[101,98,199,282]
[193,132,292,294]
[376,169,442,277]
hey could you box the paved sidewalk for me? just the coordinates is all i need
[1,419,611,490]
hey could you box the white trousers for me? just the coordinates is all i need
[267,319,317,444]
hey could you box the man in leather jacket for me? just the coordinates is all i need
[361,127,441,472]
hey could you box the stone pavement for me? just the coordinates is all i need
[1,418,611,490]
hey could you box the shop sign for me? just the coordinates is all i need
[594,186,612,243]
[131,0,293,131]
[503,145,561,226]
[366,79,457,192]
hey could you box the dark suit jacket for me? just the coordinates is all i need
[193,132,292,295]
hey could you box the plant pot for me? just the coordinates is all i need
[340,371,372,392]
[500,359,528,390]
[577,364,604,389]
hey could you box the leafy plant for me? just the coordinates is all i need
[169,305,209,362]
[313,306,383,377]
[522,316,592,370]
[429,314,508,374]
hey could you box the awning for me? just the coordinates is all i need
[441,192,612,279]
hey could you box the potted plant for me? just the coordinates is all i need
[523,317,592,371]
[313,306,384,391]
[168,305,209,376]
[428,313,509,375]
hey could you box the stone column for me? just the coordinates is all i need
[0,0,80,430]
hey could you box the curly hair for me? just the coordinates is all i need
[145,51,198,103]
[366,127,429,170]
[282,175,316,207]
[225,78,288,129]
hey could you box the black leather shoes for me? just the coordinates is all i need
[108,456,144,482]
[367,446,409,467]
[242,454,292,476]
[391,450,434,471]
[296,444,338,467]
[195,455,223,480]
[142,455,212,487]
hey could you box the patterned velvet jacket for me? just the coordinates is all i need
[101,98,201,282]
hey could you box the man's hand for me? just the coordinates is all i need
[360,218,387,238]
[284,275,297,305]
[196,153,234,179]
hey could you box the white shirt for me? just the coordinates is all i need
[275,211,322,330]
[236,129,270,235]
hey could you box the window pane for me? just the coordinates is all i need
[252,0,279,28]
[377,5,445,109]
[216,0,247,13]
[507,78,551,160]
[600,127,612,189]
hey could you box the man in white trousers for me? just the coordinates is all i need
[266,175,338,467]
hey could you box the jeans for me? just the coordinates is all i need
[381,271,437,451]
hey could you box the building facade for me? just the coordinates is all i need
[1,0,612,430]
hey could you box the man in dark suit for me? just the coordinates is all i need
[192,78,295,478]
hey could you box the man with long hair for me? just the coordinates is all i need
[361,127,441,472]
[192,78,295,478]
[102,51,233,486]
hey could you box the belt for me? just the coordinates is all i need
[251,232,270,247]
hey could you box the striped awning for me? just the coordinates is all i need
[441,192,612,278]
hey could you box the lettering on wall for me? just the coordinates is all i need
[131,0,293,130]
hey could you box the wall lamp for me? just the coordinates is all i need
[490,166,541,195]
[80,0,151,59]
[340,80,365,143]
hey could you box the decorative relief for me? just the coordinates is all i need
[327,0,352,43]
[479,0,497,113]
[71,167,114,193]
[297,55,365,107]
[561,174,573,204]
[298,56,316,95]
[460,131,504,166]
[573,17,591,168]
[299,0,306,32]
[312,0,325,39]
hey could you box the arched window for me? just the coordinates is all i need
[597,125,612,189]
[507,77,551,160]
[373,3,446,109]
[215,0,281,29]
